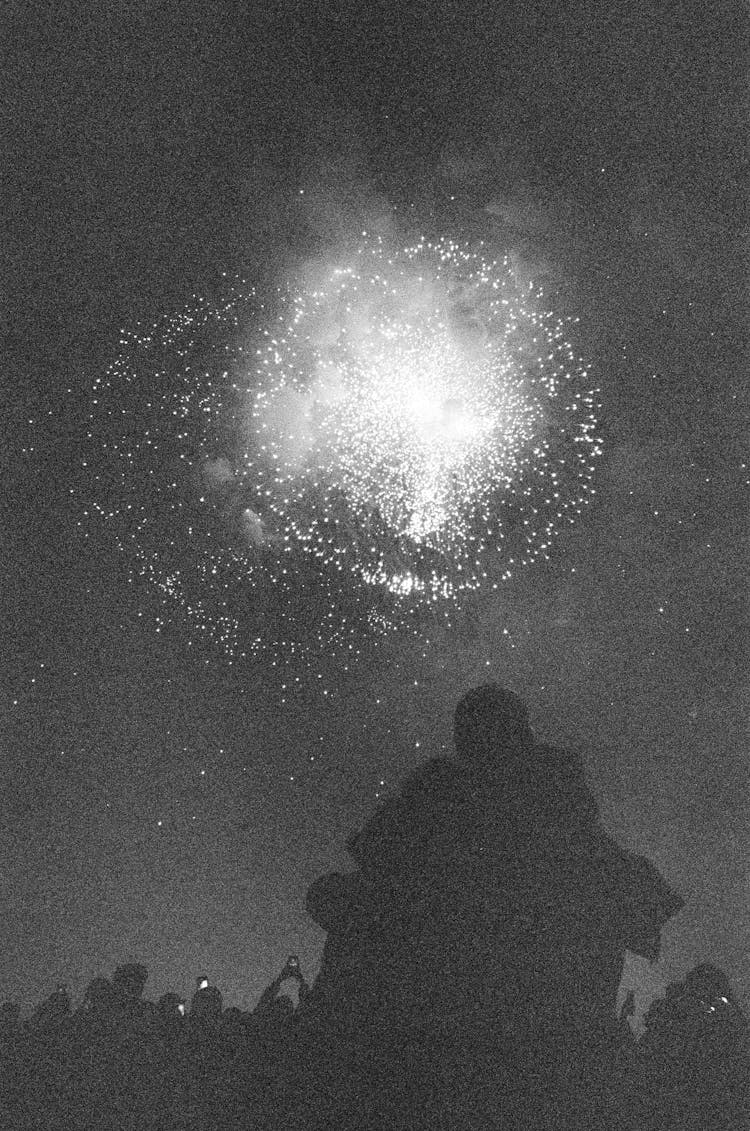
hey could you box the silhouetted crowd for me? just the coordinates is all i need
[0,958,317,1130]
[2,686,747,1129]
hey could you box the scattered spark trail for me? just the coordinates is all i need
[84,235,601,665]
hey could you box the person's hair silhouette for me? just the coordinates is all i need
[453,683,533,766]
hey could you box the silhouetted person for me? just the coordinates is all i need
[153,991,183,1037]
[251,992,296,1077]
[112,962,149,1010]
[256,957,310,1016]
[303,684,684,1128]
[32,982,71,1029]
[75,976,119,1048]
[158,992,185,1020]
[638,963,749,1129]
[453,683,533,762]
[190,982,223,1025]
[80,976,116,1017]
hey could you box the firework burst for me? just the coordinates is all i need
[85,235,601,664]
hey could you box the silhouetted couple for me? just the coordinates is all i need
[300,684,684,1129]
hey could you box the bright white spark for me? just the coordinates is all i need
[84,236,602,664]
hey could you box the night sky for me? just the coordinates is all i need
[3,0,748,1024]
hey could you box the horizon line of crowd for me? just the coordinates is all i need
[1,956,311,1037]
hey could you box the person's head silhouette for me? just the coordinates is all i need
[83,977,115,1014]
[453,684,533,767]
[112,964,148,1006]
[191,985,223,1021]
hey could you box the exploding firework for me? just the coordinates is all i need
[85,235,601,664]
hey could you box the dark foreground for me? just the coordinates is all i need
[4,685,747,1129]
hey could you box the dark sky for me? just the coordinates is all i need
[2,0,748,1022]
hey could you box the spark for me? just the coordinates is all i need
[84,237,601,665]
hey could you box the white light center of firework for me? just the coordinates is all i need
[251,316,527,568]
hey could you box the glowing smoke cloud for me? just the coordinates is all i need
[85,235,601,665]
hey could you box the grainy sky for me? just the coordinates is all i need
[2,0,747,1021]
